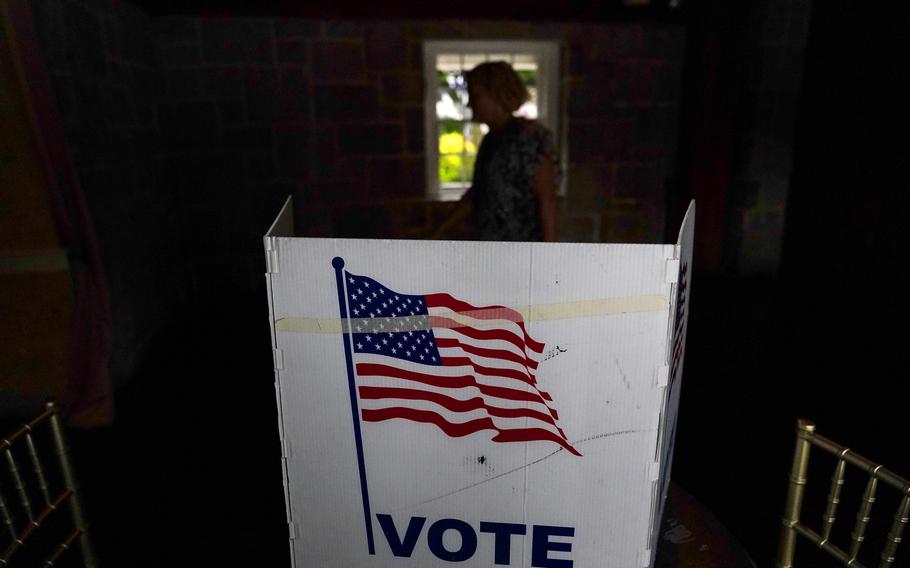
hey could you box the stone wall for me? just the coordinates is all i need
[155,18,685,294]
[30,6,685,382]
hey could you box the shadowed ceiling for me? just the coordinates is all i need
[130,0,686,21]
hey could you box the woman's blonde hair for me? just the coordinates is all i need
[466,61,529,114]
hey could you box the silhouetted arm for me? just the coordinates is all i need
[532,157,558,242]
[430,189,473,239]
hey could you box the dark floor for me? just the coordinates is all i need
[33,270,910,566]
[672,272,910,567]
[67,290,290,566]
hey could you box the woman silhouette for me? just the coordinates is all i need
[435,61,560,242]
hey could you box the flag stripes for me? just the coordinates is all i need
[435,337,539,371]
[430,316,530,355]
[359,407,581,456]
[346,270,580,456]
[356,363,552,410]
[358,387,563,429]
[426,293,546,353]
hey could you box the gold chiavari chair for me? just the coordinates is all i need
[777,419,910,568]
[0,401,95,567]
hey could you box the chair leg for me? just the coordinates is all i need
[47,402,97,568]
[776,419,815,568]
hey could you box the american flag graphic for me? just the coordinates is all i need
[342,270,581,456]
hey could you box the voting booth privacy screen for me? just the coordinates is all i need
[264,199,694,567]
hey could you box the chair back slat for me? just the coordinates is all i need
[821,456,848,542]
[849,470,881,561]
[4,449,33,523]
[879,494,910,568]
[42,527,82,567]
[0,401,95,567]
[776,419,815,568]
[793,523,867,568]
[24,433,51,507]
[46,406,94,567]
[777,420,910,568]
[0,488,15,542]
[0,489,73,564]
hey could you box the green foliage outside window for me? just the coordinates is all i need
[515,69,537,86]
[438,131,477,183]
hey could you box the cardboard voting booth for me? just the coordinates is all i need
[264,198,694,567]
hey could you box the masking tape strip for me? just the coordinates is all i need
[275,294,668,334]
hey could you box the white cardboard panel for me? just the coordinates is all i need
[264,200,693,567]
[267,195,295,238]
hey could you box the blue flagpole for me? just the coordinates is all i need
[332,256,375,555]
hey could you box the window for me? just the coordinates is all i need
[423,41,561,201]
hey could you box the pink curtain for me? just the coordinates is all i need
[5,0,113,427]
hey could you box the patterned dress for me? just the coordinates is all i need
[470,117,560,241]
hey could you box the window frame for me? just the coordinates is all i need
[423,40,562,202]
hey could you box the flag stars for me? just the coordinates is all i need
[345,276,443,365]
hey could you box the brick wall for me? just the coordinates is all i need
[30,5,685,385]
[31,0,181,385]
[564,24,683,242]
[155,18,685,292]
